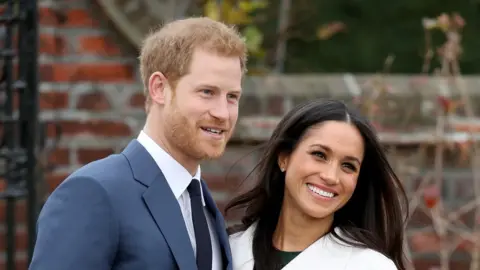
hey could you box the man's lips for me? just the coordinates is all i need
[200,127,225,134]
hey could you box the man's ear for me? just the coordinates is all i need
[277,152,289,172]
[148,71,169,105]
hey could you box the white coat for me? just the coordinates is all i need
[229,224,398,270]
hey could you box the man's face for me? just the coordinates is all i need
[160,49,243,162]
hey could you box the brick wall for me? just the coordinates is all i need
[2,0,480,269]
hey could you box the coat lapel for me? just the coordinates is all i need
[123,140,197,270]
[201,180,233,270]
[229,225,255,270]
[282,229,352,270]
[230,224,353,270]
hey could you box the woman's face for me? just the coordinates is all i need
[278,120,365,221]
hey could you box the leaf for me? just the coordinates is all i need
[436,13,450,32]
[422,18,438,30]
[225,9,253,25]
[238,0,268,12]
[204,0,220,21]
[316,21,346,40]
[242,25,263,54]
[456,141,472,165]
[423,185,440,209]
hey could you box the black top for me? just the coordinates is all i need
[276,249,302,267]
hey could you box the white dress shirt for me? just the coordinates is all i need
[137,131,221,270]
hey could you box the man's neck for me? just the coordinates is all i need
[142,123,199,176]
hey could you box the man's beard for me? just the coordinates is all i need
[163,103,231,161]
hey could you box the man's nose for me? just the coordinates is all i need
[209,98,229,121]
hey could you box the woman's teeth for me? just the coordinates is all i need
[307,184,335,198]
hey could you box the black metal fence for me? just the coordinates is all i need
[0,0,39,269]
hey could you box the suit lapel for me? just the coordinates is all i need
[201,180,233,270]
[123,140,197,270]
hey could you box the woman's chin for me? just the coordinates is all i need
[300,203,335,221]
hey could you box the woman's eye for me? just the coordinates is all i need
[312,151,326,159]
[343,163,357,172]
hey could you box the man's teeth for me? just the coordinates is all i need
[307,184,335,198]
[204,128,222,134]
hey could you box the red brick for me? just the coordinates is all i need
[11,91,19,110]
[0,178,5,191]
[46,120,132,137]
[0,200,26,223]
[45,173,69,192]
[413,259,470,270]
[0,230,28,251]
[0,258,28,270]
[39,34,66,55]
[203,174,243,192]
[408,231,441,253]
[11,91,65,111]
[40,63,135,82]
[78,35,121,56]
[39,7,63,26]
[408,230,476,254]
[76,92,111,111]
[38,8,99,28]
[266,95,284,115]
[408,209,431,227]
[129,93,146,109]
[77,148,114,165]
[47,148,70,166]
[40,92,69,110]
[64,9,99,27]
[451,123,480,132]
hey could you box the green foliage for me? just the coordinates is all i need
[260,0,480,74]
[203,0,268,73]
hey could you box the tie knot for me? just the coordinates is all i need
[188,180,202,197]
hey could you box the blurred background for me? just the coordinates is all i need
[1,0,480,269]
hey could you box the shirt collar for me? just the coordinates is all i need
[137,130,205,206]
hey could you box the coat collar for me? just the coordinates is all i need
[122,139,197,269]
[229,223,355,270]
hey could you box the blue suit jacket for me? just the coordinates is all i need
[29,139,233,270]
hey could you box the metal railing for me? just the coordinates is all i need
[0,0,39,269]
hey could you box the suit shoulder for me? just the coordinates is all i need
[68,154,130,181]
[347,248,397,269]
[55,153,133,196]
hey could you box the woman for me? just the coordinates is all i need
[225,99,408,270]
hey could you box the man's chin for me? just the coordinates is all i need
[199,146,227,160]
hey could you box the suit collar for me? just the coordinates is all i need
[202,180,233,269]
[136,131,205,205]
[121,139,157,187]
[122,139,233,269]
[122,139,197,269]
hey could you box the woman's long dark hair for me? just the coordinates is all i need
[225,99,408,270]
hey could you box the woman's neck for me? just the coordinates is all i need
[272,200,333,252]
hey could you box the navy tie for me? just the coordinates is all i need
[188,180,212,270]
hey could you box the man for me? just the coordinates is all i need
[30,17,247,270]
